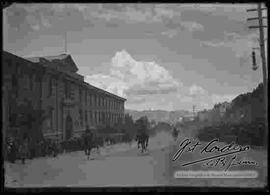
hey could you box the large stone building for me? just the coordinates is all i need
[2,51,126,141]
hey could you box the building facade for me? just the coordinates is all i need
[2,51,126,142]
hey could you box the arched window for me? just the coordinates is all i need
[85,110,88,125]
[79,87,82,102]
[48,77,53,97]
[29,74,34,91]
[79,109,83,126]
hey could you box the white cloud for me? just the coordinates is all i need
[200,31,259,59]
[180,84,237,110]
[211,94,236,104]
[189,84,208,96]
[85,74,128,98]
[85,50,181,98]
[182,21,204,32]
[71,4,183,25]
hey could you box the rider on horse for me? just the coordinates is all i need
[83,126,94,159]
[172,126,179,141]
[136,122,149,153]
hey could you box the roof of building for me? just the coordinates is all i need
[26,54,68,62]
[26,54,79,73]
[3,51,126,101]
[82,82,126,101]
[3,51,39,66]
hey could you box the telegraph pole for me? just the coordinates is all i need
[247,3,268,147]
[64,31,67,54]
[192,105,196,117]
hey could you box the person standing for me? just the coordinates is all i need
[6,136,17,163]
[83,126,93,160]
[28,137,35,159]
[19,134,29,164]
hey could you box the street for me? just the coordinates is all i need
[5,131,267,188]
[4,131,173,187]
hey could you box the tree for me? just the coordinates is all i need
[123,114,135,136]
[16,99,47,142]
[135,116,150,134]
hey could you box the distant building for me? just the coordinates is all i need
[182,114,196,122]
[2,51,126,141]
[197,102,231,124]
[197,109,210,122]
[217,102,231,117]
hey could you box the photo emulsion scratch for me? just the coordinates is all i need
[2,2,268,191]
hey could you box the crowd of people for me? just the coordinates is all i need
[5,134,62,164]
[4,129,136,164]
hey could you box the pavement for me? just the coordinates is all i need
[4,132,267,188]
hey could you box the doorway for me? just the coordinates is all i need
[65,115,73,140]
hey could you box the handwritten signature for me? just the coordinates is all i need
[172,138,258,171]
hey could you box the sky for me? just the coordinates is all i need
[3,3,268,111]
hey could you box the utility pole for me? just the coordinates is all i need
[192,105,196,117]
[247,3,268,147]
[64,31,67,54]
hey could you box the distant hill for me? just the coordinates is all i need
[125,109,193,123]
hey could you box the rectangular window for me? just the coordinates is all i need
[12,74,18,97]
[79,109,83,126]
[29,74,33,91]
[49,77,53,97]
[79,87,82,102]
[47,107,53,130]
[85,91,87,106]
[85,110,88,125]
[89,94,92,106]
[65,80,71,98]
[89,111,91,122]
[50,109,53,129]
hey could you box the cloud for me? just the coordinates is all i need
[75,4,162,24]
[210,94,236,104]
[200,31,259,58]
[5,4,54,32]
[85,74,128,98]
[189,84,208,97]
[85,50,181,98]
[181,21,204,32]
[179,84,237,110]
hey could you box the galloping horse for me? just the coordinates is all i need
[83,130,94,160]
[136,132,149,153]
[172,127,179,141]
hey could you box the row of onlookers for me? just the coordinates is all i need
[4,133,134,164]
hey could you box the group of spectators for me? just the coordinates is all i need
[5,135,61,164]
[5,132,133,164]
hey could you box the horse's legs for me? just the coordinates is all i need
[141,142,145,153]
[86,147,91,160]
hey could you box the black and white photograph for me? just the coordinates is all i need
[2,3,268,190]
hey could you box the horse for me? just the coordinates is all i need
[83,132,94,160]
[172,128,179,141]
[136,133,149,153]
